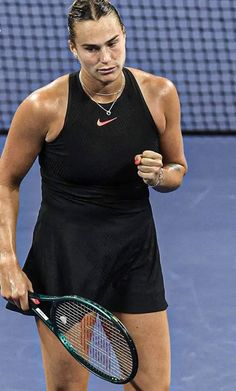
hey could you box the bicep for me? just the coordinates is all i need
[0,97,48,187]
[159,82,188,172]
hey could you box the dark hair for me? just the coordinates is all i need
[68,0,125,43]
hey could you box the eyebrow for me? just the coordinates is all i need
[82,35,120,48]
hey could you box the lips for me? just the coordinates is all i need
[98,67,117,74]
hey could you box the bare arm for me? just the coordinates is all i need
[0,93,50,310]
[135,78,188,192]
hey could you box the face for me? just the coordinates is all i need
[69,15,126,84]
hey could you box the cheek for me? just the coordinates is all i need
[79,53,98,67]
[114,45,126,60]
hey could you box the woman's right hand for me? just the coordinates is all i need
[0,260,33,311]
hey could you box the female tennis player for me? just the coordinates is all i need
[0,1,187,390]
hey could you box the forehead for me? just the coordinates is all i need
[72,15,123,45]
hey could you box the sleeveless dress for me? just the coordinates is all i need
[8,68,168,314]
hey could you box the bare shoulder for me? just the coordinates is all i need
[0,75,70,183]
[11,74,70,140]
[25,74,69,117]
[127,67,178,103]
[126,67,179,134]
[6,74,70,146]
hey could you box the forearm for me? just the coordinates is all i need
[152,163,186,193]
[0,185,19,267]
[0,185,33,309]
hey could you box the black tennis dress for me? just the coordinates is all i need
[9,68,168,314]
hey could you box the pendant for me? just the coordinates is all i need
[106,110,111,116]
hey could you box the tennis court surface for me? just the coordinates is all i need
[0,135,235,391]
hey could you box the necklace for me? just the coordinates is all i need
[84,89,120,116]
[90,84,124,97]
[79,73,125,116]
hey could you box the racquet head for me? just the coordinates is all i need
[29,293,138,384]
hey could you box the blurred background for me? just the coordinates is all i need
[0,0,235,135]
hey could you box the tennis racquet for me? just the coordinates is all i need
[28,292,138,384]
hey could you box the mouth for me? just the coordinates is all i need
[97,67,117,75]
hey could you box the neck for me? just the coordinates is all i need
[79,71,125,98]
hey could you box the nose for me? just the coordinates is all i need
[100,47,111,64]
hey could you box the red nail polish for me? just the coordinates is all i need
[31,298,40,305]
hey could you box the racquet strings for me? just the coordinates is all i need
[54,301,133,380]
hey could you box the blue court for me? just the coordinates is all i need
[0,135,235,391]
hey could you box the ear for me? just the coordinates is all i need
[68,40,78,59]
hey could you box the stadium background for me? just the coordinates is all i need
[0,0,235,135]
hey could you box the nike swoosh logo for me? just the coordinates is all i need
[97,117,118,127]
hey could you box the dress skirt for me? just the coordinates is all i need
[7,179,168,314]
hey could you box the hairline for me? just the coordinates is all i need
[68,1,125,43]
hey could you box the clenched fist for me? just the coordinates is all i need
[134,150,164,187]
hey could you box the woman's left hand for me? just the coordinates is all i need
[134,150,163,187]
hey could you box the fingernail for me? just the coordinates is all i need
[134,157,141,165]
[31,298,40,305]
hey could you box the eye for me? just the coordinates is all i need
[108,40,118,48]
[84,46,99,52]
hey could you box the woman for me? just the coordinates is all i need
[0,1,187,390]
